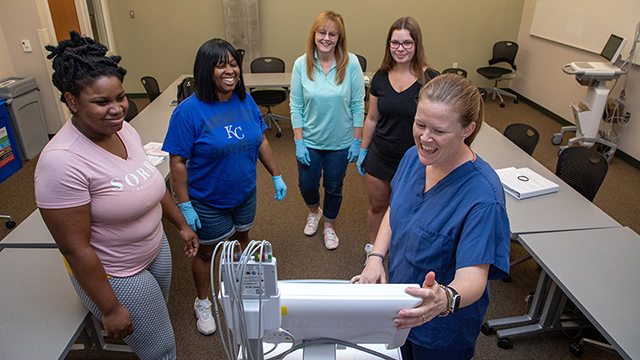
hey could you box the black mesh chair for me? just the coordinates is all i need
[556,147,608,202]
[476,41,519,108]
[503,123,539,156]
[125,98,138,122]
[236,49,245,68]
[250,57,289,138]
[356,54,367,72]
[140,76,161,102]
[442,68,468,78]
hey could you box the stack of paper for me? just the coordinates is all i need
[143,142,169,166]
[495,167,559,200]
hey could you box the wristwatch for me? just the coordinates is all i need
[438,285,461,317]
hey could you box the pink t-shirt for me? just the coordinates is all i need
[35,120,166,277]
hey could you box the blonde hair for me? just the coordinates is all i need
[418,73,484,145]
[305,11,349,85]
[378,17,428,84]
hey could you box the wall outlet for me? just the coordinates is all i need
[129,10,135,18]
[452,62,458,68]
[21,40,32,53]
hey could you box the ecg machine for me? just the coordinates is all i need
[553,34,628,162]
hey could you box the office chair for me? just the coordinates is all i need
[236,49,245,68]
[556,146,608,202]
[125,98,138,122]
[140,76,161,102]
[476,41,519,108]
[356,54,367,72]
[503,123,539,156]
[442,67,468,78]
[250,57,289,138]
[355,54,370,106]
[1,215,16,228]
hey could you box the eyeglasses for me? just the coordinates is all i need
[316,29,338,40]
[389,40,415,50]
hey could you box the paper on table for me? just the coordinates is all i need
[495,167,559,200]
[144,142,168,166]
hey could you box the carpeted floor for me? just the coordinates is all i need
[1,93,634,359]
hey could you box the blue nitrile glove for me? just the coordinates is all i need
[347,138,362,162]
[357,148,369,176]
[272,175,287,201]
[295,139,311,165]
[178,201,201,231]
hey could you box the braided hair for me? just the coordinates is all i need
[46,31,126,104]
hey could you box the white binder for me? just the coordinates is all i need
[495,167,559,200]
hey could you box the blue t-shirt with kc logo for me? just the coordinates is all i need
[163,92,267,208]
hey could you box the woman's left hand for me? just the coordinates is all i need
[272,175,287,201]
[179,227,199,257]
[395,271,448,330]
[347,138,362,162]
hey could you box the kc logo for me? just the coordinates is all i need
[224,125,245,140]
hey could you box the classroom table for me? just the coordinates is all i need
[509,227,640,359]
[244,72,292,88]
[0,247,90,360]
[471,124,620,238]
[0,210,55,248]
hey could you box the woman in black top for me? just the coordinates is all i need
[358,17,440,255]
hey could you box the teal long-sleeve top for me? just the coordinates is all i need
[289,52,365,150]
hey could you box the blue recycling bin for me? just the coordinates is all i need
[0,98,22,183]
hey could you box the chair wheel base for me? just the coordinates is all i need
[481,322,494,335]
[569,342,584,356]
[276,132,282,138]
[497,338,513,349]
[5,220,16,229]
[514,98,519,104]
[500,102,506,108]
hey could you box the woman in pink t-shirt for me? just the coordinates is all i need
[34,32,197,360]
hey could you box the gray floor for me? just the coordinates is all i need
[1,93,633,359]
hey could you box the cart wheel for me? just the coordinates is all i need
[481,322,494,335]
[500,102,506,108]
[497,338,513,350]
[551,134,563,145]
[604,150,614,163]
[569,342,584,356]
[5,220,16,229]
[514,98,519,104]
[276,132,282,138]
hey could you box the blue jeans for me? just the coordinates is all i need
[297,147,349,222]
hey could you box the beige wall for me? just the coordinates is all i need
[512,0,640,160]
[260,0,523,88]
[107,0,226,94]
[0,0,63,134]
[107,0,523,93]
[0,23,16,80]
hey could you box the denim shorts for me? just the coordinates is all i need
[190,187,257,245]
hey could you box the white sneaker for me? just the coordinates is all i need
[323,228,339,250]
[193,297,216,335]
[364,244,374,266]
[304,208,323,236]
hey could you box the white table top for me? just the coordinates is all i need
[244,72,292,88]
[0,247,89,360]
[518,227,640,360]
[0,210,56,248]
[471,124,620,237]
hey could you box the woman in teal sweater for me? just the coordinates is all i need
[289,10,365,250]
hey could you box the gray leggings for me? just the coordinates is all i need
[69,234,176,360]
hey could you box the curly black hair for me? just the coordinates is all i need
[45,31,127,104]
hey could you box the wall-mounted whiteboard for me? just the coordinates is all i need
[530,0,638,59]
